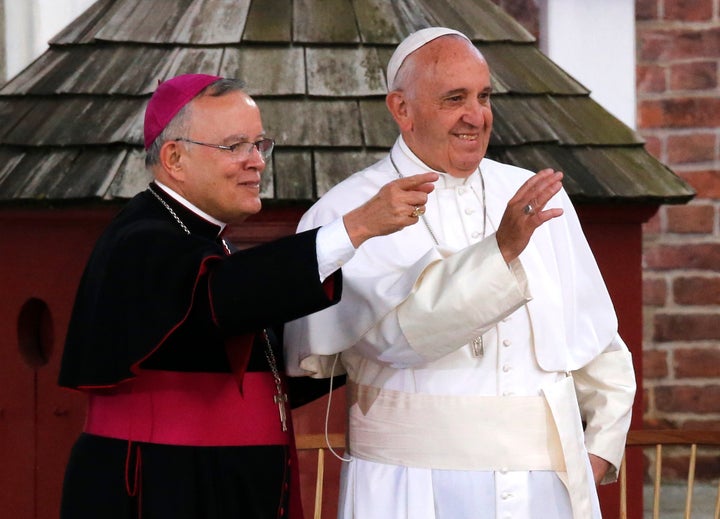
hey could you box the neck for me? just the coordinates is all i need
[152,180,227,231]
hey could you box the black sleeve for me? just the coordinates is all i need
[209,228,342,334]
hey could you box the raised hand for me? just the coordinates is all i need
[495,169,564,263]
[343,172,439,248]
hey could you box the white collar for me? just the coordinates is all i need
[153,180,227,233]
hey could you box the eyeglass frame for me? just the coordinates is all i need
[174,137,275,160]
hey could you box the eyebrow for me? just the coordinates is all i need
[441,86,492,98]
[222,132,266,143]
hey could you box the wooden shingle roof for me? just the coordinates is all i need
[0,0,694,206]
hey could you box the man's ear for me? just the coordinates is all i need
[386,91,412,133]
[159,140,186,182]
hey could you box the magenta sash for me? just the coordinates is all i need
[84,370,290,446]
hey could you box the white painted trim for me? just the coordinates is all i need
[2,0,94,81]
[538,0,637,129]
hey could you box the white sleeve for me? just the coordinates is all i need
[396,234,530,360]
[315,217,356,282]
[325,234,531,368]
[572,334,637,483]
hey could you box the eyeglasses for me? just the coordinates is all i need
[175,137,275,161]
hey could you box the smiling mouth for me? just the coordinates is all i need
[238,177,261,186]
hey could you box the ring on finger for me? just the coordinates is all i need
[411,205,425,218]
[523,203,534,215]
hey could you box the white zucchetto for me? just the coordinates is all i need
[386,27,472,91]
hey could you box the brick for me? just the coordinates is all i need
[670,61,717,91]
[665,204,714,233]
[638,98,720,128]
[643,349,669,378]
[644,243,720,270]
[673,276,720,305]
[640,135,663,161]
[643,277,667,305]
[653,313,720,341]
[675,347,720,378]
[637,27,720,61]
[666,133,716,165]
[664,0,713,21]
[654,384,720,413]
[637,30,676,62]
[682,419,720,430]
[662,454,718,481]
[696,455,720,480]
[637,64,667,93]
[679,170,720,199]
[635,0,658,21]
[642,417,677,429]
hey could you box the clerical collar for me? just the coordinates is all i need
[396,136,480,188]
[153,180,227,234]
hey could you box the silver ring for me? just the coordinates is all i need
[523,203,534,215]
[411,205,425,218]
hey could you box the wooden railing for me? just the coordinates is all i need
[620,429,720,519]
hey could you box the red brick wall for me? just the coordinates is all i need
[636,0,720,432]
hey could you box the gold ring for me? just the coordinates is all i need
[411,206,425,218]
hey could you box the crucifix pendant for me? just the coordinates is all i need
[471,336,484,357]
[274,386,289,432]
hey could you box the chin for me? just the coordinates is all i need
[449,159,482,177]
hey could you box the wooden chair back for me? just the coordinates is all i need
[295,433,346,519]
[620,429,720,519]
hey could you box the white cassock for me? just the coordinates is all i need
[285,137,636,519]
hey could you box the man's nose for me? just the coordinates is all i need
[463,99,489,126]
[245,145,267,169]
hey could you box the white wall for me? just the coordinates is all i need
[538,0,637,129]
[2,0,95,81]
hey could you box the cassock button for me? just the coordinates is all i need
[458,187,467,195]
[501,492,513,500]
[502,364,511,372]
[471,231,480,239]
[464,208,474,215]
[502,339,511,347]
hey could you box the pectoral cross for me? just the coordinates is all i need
[262,329,289,432]
[274,386,289,432]
[471,336,484,357]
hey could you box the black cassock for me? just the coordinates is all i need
[59,183,342,519]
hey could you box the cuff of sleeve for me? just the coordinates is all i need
[316,217,356,282]
[576,349,637,483]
